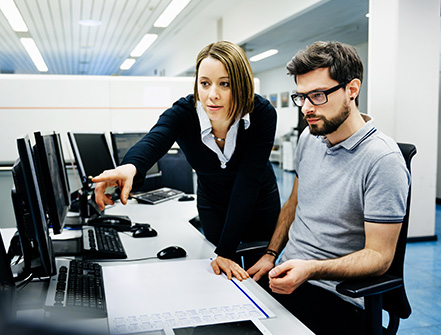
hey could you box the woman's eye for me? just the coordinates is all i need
[220,82,230,88]
[200,81,210,87]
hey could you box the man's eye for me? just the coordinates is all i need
[310,92,325,99]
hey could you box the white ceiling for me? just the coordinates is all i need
[0,0,369,76]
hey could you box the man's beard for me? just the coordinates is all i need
[304,103,351,136]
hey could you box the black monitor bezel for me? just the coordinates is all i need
[11,136,56,279]
[68,132,116,189]
[33,131,70,235]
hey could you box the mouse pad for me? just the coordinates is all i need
[103,259,274,334]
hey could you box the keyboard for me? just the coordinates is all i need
[45,259,107,318]
[132,187,184,205]
[82,225,127,259]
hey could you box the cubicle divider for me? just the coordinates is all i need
[0,74,195,163]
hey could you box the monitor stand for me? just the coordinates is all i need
[63,215,82,227]
[79,189,103,219]
[52,238,82,257]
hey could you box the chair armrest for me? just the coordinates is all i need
[235,241,269,257]
[336,274,403,298]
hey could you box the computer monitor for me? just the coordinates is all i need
[11,136,56,279]
[0,231,16,325]
[67,132,116,189]
[110,131,161,178]
[33,132,70,235]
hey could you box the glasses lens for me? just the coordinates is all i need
[292,94,304,107]
[308,92,327,105]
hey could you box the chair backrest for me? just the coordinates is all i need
[383,142,417,319]
[158,148,194,194]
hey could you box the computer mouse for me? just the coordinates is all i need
[132,226,158,238]
[157,246,187,259]
[130,223,151,231]
[178,195,194,202]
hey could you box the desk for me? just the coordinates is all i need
[3,198,313,335]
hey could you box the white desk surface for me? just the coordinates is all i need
[2,198,313,335]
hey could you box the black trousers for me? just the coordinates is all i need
[259,278,367,335]
[197,185,280,260]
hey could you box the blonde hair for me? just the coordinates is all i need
[194,41,254,119]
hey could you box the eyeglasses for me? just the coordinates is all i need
[291,81,349,107]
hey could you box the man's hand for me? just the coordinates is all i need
[210,256,250,281]
[246,254,276,281]
[268,259,314,294]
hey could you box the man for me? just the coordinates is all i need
[247,41,410,334]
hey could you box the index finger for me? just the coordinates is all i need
[248,267,264,282]
[91,171,118,184]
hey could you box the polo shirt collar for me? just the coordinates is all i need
[322,113,377,151]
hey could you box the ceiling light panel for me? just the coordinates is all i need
[0,0,28,32]
[120,58,135,70]
[130,34,158,57]
[20,37,48,72]
[1,0,162,74]
[250,49,279,62]
[79,19,102,27]
[153,0,191,28]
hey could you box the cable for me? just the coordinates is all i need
[97,256,158,263]
[16,273,34,291]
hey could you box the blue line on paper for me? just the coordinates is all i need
[230,280,269,318]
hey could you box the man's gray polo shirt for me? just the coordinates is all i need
[280,114,410,307]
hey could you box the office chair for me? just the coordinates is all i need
[336,142,417,335]
[157,148,194,194]
[235,241,270,270]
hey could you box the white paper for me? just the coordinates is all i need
[103,259,274,334]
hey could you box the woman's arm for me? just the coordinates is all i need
[121,96,193,187]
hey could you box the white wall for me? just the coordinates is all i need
[438,72,441,199]
[368,0,440,239]
[0,75,194,163]
[256,67,299,138]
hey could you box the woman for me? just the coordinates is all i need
[93,41,280,280]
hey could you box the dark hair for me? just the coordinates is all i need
[286,41,363,105]
[194,41,254,119]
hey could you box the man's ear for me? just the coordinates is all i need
[347,78,361,101]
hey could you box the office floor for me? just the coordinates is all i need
[272,164,441,334]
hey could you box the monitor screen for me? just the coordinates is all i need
[11,136,56,279]
[33,132,70,235]
[110,132,161,178]
[68,132,116,188]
